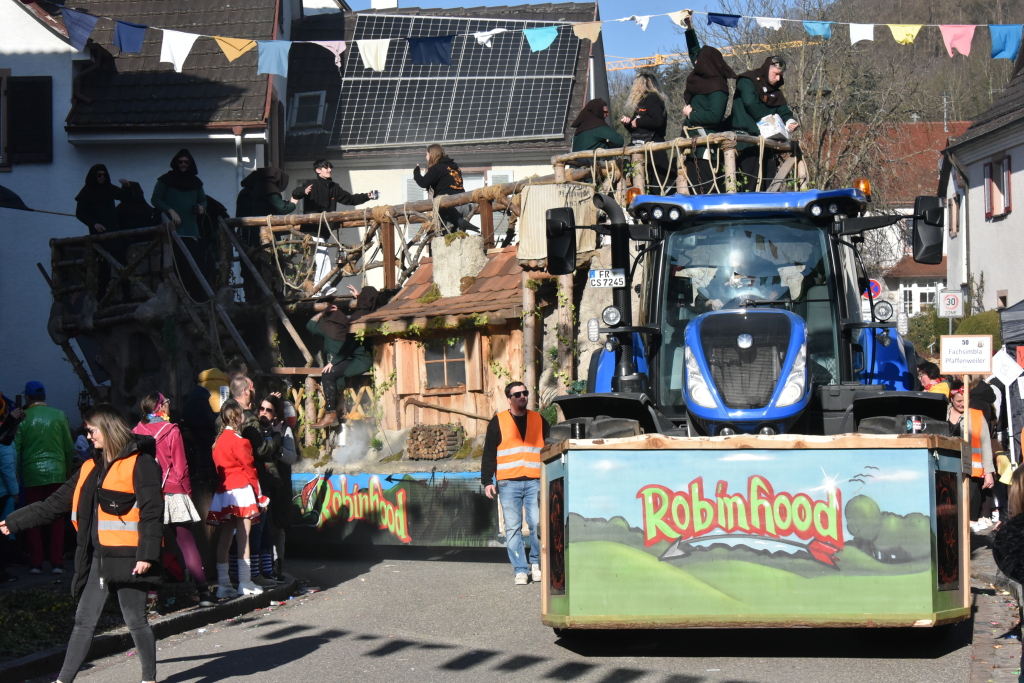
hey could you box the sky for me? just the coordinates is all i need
[343,0,716,69]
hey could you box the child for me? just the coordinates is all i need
[207,400,267,598]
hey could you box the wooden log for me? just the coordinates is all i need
[556,272,575,396]
[36,266,102,403]
[549,133,794,166]
[53,225,164,247]
[169,229,260,373]
[381,218,396,290]
[479,199,495,251]
[304,376,318,448]
[522,271,538,411]
[97,236,162,308]
[404,398,492,422]
[631,152,645,192]
[218,220,314,367]
[92,244,156,298]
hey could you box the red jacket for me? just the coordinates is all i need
[211,428,260,494]
[132,420,191,496]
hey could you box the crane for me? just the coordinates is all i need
[605,40,819,71]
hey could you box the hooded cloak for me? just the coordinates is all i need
[317,307,350,342]
[684,47,738,103]
[241,167,290,196]
[347,286,379,324]
[571,98,609,134]
[75,164,123,204]
[157,148,204,192]
[737,56,787,107]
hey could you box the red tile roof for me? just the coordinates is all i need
[884,255,947,279]
[356,246,523,331]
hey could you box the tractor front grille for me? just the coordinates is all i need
[699,312,792,409]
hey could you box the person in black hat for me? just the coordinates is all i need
[732,56,799,190]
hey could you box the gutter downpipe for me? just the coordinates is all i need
[233,125,244,191]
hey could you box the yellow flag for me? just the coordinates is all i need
[214,36,257,62]
[887,24,922,45]
[573,22,602,42]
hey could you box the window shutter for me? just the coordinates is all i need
[984,163,993,219]
[465,331,483,391]
[8,76,52,164]
[1005,156,1012,214]
[395,339,420,395]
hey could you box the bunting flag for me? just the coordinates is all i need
[631,15,651,31]
[358,39,390,71]
[215,37,257,62]
[113,21,147,54]
[523,26,558,52]
[159,30,200,72]
[0,185,31,212]
[756,17,782,31]
[849,23,874,44]
[63,9,100,51]
[707,13,741,28]
[803,21,833,39]
[939,25,976,57]
[668,10,692,27]
[888,24,922,45]
[990,25,1023,61]
[571,22,601,42]
[407,35,455,65]
[472,27,508,47]
[257,41,291,77]
[311,40,346,67]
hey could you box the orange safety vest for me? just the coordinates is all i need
[967,409,984,478]
[495,410,544,480]
[71,455,142,547]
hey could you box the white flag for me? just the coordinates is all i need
[849,23,874,44]
[755,17,782,31]
[631,15,651,31]
[471,27,508,48]
[357,39,390,72]
[160,29,200,73]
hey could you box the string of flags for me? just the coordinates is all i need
[47,1,1024,78]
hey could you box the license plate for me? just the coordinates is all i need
[588,269,625,288]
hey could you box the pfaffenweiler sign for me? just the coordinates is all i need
[940,335,993,374]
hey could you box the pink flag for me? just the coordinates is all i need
[939,25,976,57]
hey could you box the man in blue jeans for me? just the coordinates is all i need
[482,382,550,585]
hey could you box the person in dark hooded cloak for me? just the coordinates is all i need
[75,165,133,235]
[571,99,624,152]
[236,167,298,218]
[731,56,799,190]
[306,285,380,429]
[152,149,207,238]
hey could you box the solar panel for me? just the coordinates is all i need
[329,14,581,149]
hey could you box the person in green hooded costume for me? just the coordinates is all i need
[731,56,799,190]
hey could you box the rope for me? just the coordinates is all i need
[268,216,306,294]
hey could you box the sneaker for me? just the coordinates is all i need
[29,567,42,575]
[514,572,529,586]
[531,564,542,583]
[198,590,216,607]
[51,567,65,575]
[237,579,264,596]
[1,571,18,582]
[252,575,277,588]
[215,585,238,600]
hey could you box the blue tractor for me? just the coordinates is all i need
[545,186,950,438]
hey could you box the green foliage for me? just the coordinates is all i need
[905,307,946,355]
[568,380,587,395]
[524,277,542,291]
[301,445,320,461]
[380,450,403,463]
[370,437,384,450]
[417,283,441,304]
[443,230,469,246]
[540,404,558,425]
[955,310,1001,349]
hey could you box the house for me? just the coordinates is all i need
[282,2,606,290]
[941,53,1024,312]
[350,240,524,438]
[0,0,285,417]
[882,255,948,316]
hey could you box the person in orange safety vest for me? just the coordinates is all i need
[482,382,550,586]
[0,404,162,683]
[948,383,995,531]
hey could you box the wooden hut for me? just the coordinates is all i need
[351,243,523,437]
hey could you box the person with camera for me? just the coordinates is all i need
[293,159,377,214]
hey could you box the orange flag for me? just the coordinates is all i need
[214,36,257,62]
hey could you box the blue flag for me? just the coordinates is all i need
[803,21,833,39]
[990,25,1023,60]
[707,13,742,28]
[257,41,292,77]
[63,9,100,51]
[113,21,147,54]
[407,35,455,65]
[523,26,558,52]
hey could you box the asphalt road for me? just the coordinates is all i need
[73,549,972,683]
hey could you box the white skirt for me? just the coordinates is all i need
[164,493,202,524]
[206,485,268,524]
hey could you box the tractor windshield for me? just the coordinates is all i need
[659,220,839,413]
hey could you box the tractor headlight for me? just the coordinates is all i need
[668,208,681,221]
[809,203,823,217]
[651,206,665,220]
[776,344,807,407]
[601,306,622,326]
[828,202,840,215]
[685,345,717,408]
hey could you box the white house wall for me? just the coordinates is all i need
[1,3,265,420]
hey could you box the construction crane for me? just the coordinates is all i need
[605,40,818,72]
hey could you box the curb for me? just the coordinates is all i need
[0,577,298,683]
[972,568,1024,605]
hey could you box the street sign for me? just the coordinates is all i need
[937,289,963,319]
[862,279,881,299]
[991,348,1024,386]
[940,335,993,374]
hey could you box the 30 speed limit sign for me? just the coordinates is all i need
[937,289,963,319]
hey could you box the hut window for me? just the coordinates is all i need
[289,91,327,128]
[424,338,466,389]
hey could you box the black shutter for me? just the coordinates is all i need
[8,76,52,164]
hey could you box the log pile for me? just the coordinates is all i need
[406,424,463,460]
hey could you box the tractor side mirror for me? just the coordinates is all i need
[546,207,576,276]
[912,196,944,265]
